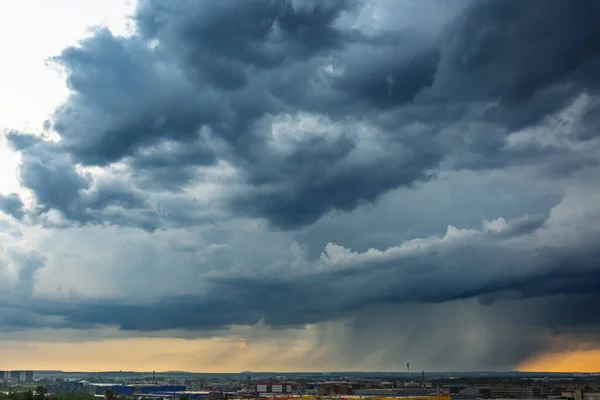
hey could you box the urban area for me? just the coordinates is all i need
[1,370,600,400]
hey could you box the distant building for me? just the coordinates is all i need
[46,381,92,394]
[0,371,34,383]
[491,386,546,398]
[255,383,295,394]
[21,371,34,383]
[563,388,600,400]
[316,382,354,396]
[84,384,188,397]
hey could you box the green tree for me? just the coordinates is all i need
[7,391,20,400]
[23,391,34,400]
[180,396,190,400]
[35,386,48,400]
[104,390,117,400]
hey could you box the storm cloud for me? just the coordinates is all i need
[19,188,600,330]
[5,0,599,230]
[1,182,599,368]
[2,0,600,370]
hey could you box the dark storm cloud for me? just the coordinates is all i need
[0,307,67,331]
[17,208,600,336]
[231,126,442,228]
[9,133,90,216]
[8,0,600,229]
[4,132,197,232]
[0,193,24,220]
[7,0,600,231]
[51,28,220,167]
[428,0,600,127]
[135,0,354,75]
[127,138,217,191]
[331,42,440,109]
[4,0,600,372]
[312,293,600,371]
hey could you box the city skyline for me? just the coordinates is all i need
[1,0,600,373]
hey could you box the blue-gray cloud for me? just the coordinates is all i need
[12,206,600,332]
[0,193,24,220]
[8,0,600,230]
[3,0,600,370]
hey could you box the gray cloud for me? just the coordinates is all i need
[12,188,600,341]
[7,0,597,231]
[0,193,24,220]
[307,294,600,371]
[13,134,89,217]
[0,176,599,368]
[3,0,600,371]
[51,28,218,167]
[426,0,600,129]
[0,247,45,300]
[7,0,600,230]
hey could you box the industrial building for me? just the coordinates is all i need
[259,396,451,400]
[44,382,222,400]
[255,383,295,395]
[141,392,223,400]
[354,388,438,397]
[92,384,136,396]
[0,371,34,383]
[87,383,187,396]
[314,381,355,396]
[46,381,95,395]
[563,388,600,400]
[491,386,553,398]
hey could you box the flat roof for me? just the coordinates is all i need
[174,392,210,395]
[91,383,129,387]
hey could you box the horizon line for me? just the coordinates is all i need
[19,370,600,375]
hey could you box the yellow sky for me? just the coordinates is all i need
[1,337,599,372]
[519,349,600,373]
[0,337,339,372]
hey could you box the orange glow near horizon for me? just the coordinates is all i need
[0,337,333,372]
[519,349,600,373]
[0,338,214,372]
[2,337,600,372]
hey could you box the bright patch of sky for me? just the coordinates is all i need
[0,0,134,194]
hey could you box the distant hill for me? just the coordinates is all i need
[32,370,598,379]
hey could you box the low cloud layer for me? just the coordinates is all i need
[1,0,600,371]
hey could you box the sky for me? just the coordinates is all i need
[1,0,600,373]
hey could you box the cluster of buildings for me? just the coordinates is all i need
[44,382,224,400]
[31,376,448,399]
[5,370,600,400]
[0,371,34,384]
[255,384,295,395]
[563,388,600,400]
[454,384,600,400]
[249,380,600,400]
[247,376,445,397]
